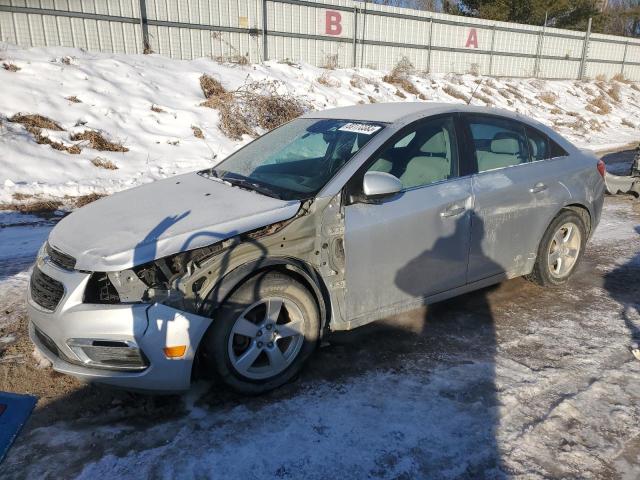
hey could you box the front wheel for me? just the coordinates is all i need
[202,271,320,394]
[527,210,587,286]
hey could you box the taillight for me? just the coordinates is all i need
[597,159,606,178]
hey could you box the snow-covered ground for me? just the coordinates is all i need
[1,191,639,479]
[1,43,640,206]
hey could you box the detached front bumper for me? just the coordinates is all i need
[26,257,212,393]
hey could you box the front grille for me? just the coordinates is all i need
[46,242,76,270]
[30,267,65,311]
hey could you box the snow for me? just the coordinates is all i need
[1,42,639,206]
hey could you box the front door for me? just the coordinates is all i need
[343,115,473,324]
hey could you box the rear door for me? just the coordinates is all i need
[463,114,570,281]
[343,115,473,323]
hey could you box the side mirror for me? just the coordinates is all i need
[362,171,403,200]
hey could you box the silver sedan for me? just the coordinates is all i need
[27,103,605,393]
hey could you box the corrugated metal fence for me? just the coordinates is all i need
[1,0,639,80]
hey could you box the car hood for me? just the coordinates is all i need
[48,172,301,272]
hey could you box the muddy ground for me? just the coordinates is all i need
[1,152,639,479]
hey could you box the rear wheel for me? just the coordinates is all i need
[527,210,587,286]
[202,271,320,394]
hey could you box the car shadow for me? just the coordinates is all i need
[8,211,509,478]
[603,226,640,346]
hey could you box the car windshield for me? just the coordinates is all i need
[201,118,385,200]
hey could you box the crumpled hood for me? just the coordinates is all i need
[48,172,301,271]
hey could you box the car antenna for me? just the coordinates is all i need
[467,77,485,105]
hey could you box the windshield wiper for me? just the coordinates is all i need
[222,175,283,200]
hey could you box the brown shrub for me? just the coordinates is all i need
[632,83,640,92]
[70,130,129,152]
[66,96,82,103]
[474,92,493,105]
[9,113,63,131]
[200,74,228,100]
[191,126,204,139]
[368,95,377,103]
[587,95,612,115]
[212,80,306,140]
[443,85,469,103]
[468,63,480,76]
[537,91,557,105]
[550,107,562,114]
[322,54,339,70]
[382,57,420,95]
[12,193,32,201]
[214,54,249,66]
[74,193,106,208]
[317,73,338,87]
[150,104,165,113]
[395,89,406,99]
[91,156,118,170]
[2,62,20,72]
[595,74,607,81]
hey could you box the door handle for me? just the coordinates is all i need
[529,182,548,194]
[440,205,466,218]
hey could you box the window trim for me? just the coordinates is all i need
[344,113,463,204]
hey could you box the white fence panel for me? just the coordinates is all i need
[0,0,639,80]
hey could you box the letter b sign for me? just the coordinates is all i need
[326,10,342,36]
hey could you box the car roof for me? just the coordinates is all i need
[302,102,526,124]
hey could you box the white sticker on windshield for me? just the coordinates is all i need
[338,123,382,135]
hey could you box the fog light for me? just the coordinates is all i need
[67,339,148,371]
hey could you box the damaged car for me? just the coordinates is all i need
[27,103,605,394]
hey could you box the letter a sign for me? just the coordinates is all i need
[465,28,478,48]
[326,10,342,35]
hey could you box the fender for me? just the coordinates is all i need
[198,256,330,332]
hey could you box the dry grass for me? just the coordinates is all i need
[367,95,377,103]
[632,83,640,92]
[70,130,129,152]
[395,89,406,99]
[26,126,81,154]
[595,74,607,81]
[322,54,339,70]
[612,73,632,84]
[191,126,204,139]
[150,104,165,113]
[622,118,636,129]
[317,73,339,87]
[200,74,229,103]
[66,96,81,103]
[443,85,469,103]
[382,57,420,96]
[467,63,480,76]
[474,92,493,105]
[537,91,557,105]
[586,95,612,115]
[2,62,20,72]
[0,199,63,213]
[214,54,249,66]
[9,113,63,131]
[550,107,562,114]
[607,83,621,102]
[74,193,106,208]
[202,78,305,140]
[350,74,376,89]
[91,156,118,170]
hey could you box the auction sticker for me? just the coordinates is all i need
[338,123,382,135]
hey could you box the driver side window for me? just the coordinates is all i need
[367,116,458,190]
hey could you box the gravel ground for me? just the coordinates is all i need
[1,153,639,479]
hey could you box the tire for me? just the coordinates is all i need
[201,271,320,394]
[527,210,587,287]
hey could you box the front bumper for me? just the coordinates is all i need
[26,257,212,393]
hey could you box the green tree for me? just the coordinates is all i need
[456,0,602,30]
